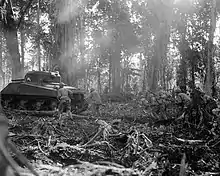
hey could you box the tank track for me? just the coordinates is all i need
[1,94,88,114]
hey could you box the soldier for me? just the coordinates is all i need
[57,83,73,120]
[175,88,191,110]
[86,88,102,116]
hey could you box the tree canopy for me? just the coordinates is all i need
[0,0,220,95]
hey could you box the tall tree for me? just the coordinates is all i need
[176,13,188,92]
[37,0,41,71]
[0,31,5,87]
[0,0,34,79]
[204,0,217,96]
[0,0,22,79]
[147,0,174,92]
[54,0,78,85]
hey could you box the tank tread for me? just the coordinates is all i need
[1,95,58,112]
[1,94,89,115]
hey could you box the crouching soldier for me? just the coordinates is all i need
[86,88,102,116]
[57,83,73,119]
[175,88,191,110]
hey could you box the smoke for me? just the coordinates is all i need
[56,0,114,67]
[55,0,136,86]
[94,27,113,49]
[57,0,88,24]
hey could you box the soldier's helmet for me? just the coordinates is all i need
[59,83,64,88]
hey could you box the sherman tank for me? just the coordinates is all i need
[0,71,88,114]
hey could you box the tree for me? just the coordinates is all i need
[37,0,41,71]
[204,0,217,96]
[0,30,5,88]
[0,0,22,79]
[2,0,218,98]
[0,0,34,79]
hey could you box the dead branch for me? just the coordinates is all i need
[175,137,204,144]
[37,141,49,156]
[82,128,104,147]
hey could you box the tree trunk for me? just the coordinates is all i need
[54,0,77,85]
[78,15,86,88]
[124,56,129,91]
[178,57,187,92]
[149,22,168,92]
[177,17,188,93]
[191,54,195,90]
[97,59,101,93]
[148,0,173,92]
[204,0,216,96]
[37,0,41,71]
[55,23,75,85]
[158,21,171,91]
[149,32,160,92]
[3,29,22,79]
[0,32,5,88]
[20,28,25,76]
[145,50,151,90]
[108,52,112,92]
[84,69,88,91]
[142,64,146,92]
[111,45,121,94]
[1,0,22,79]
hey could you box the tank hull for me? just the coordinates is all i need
[1,81,88,114]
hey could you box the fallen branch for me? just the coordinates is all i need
[37,141,49,156]
[175,137,204,144]
[69,161,141,175]
[82,128,104,147]
[72,113,91,119]
[94,161,125,168]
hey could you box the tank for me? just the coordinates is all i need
[0,71,88,114]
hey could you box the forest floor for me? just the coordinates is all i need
[6,95,220,176]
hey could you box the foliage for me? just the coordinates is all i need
[4,88,220,175]
[1,1,220,175]
[1,0,219,93]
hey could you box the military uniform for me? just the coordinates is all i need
[87,89,102,116]
[57,85,72,119]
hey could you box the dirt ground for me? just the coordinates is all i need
[5,99,220,176]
